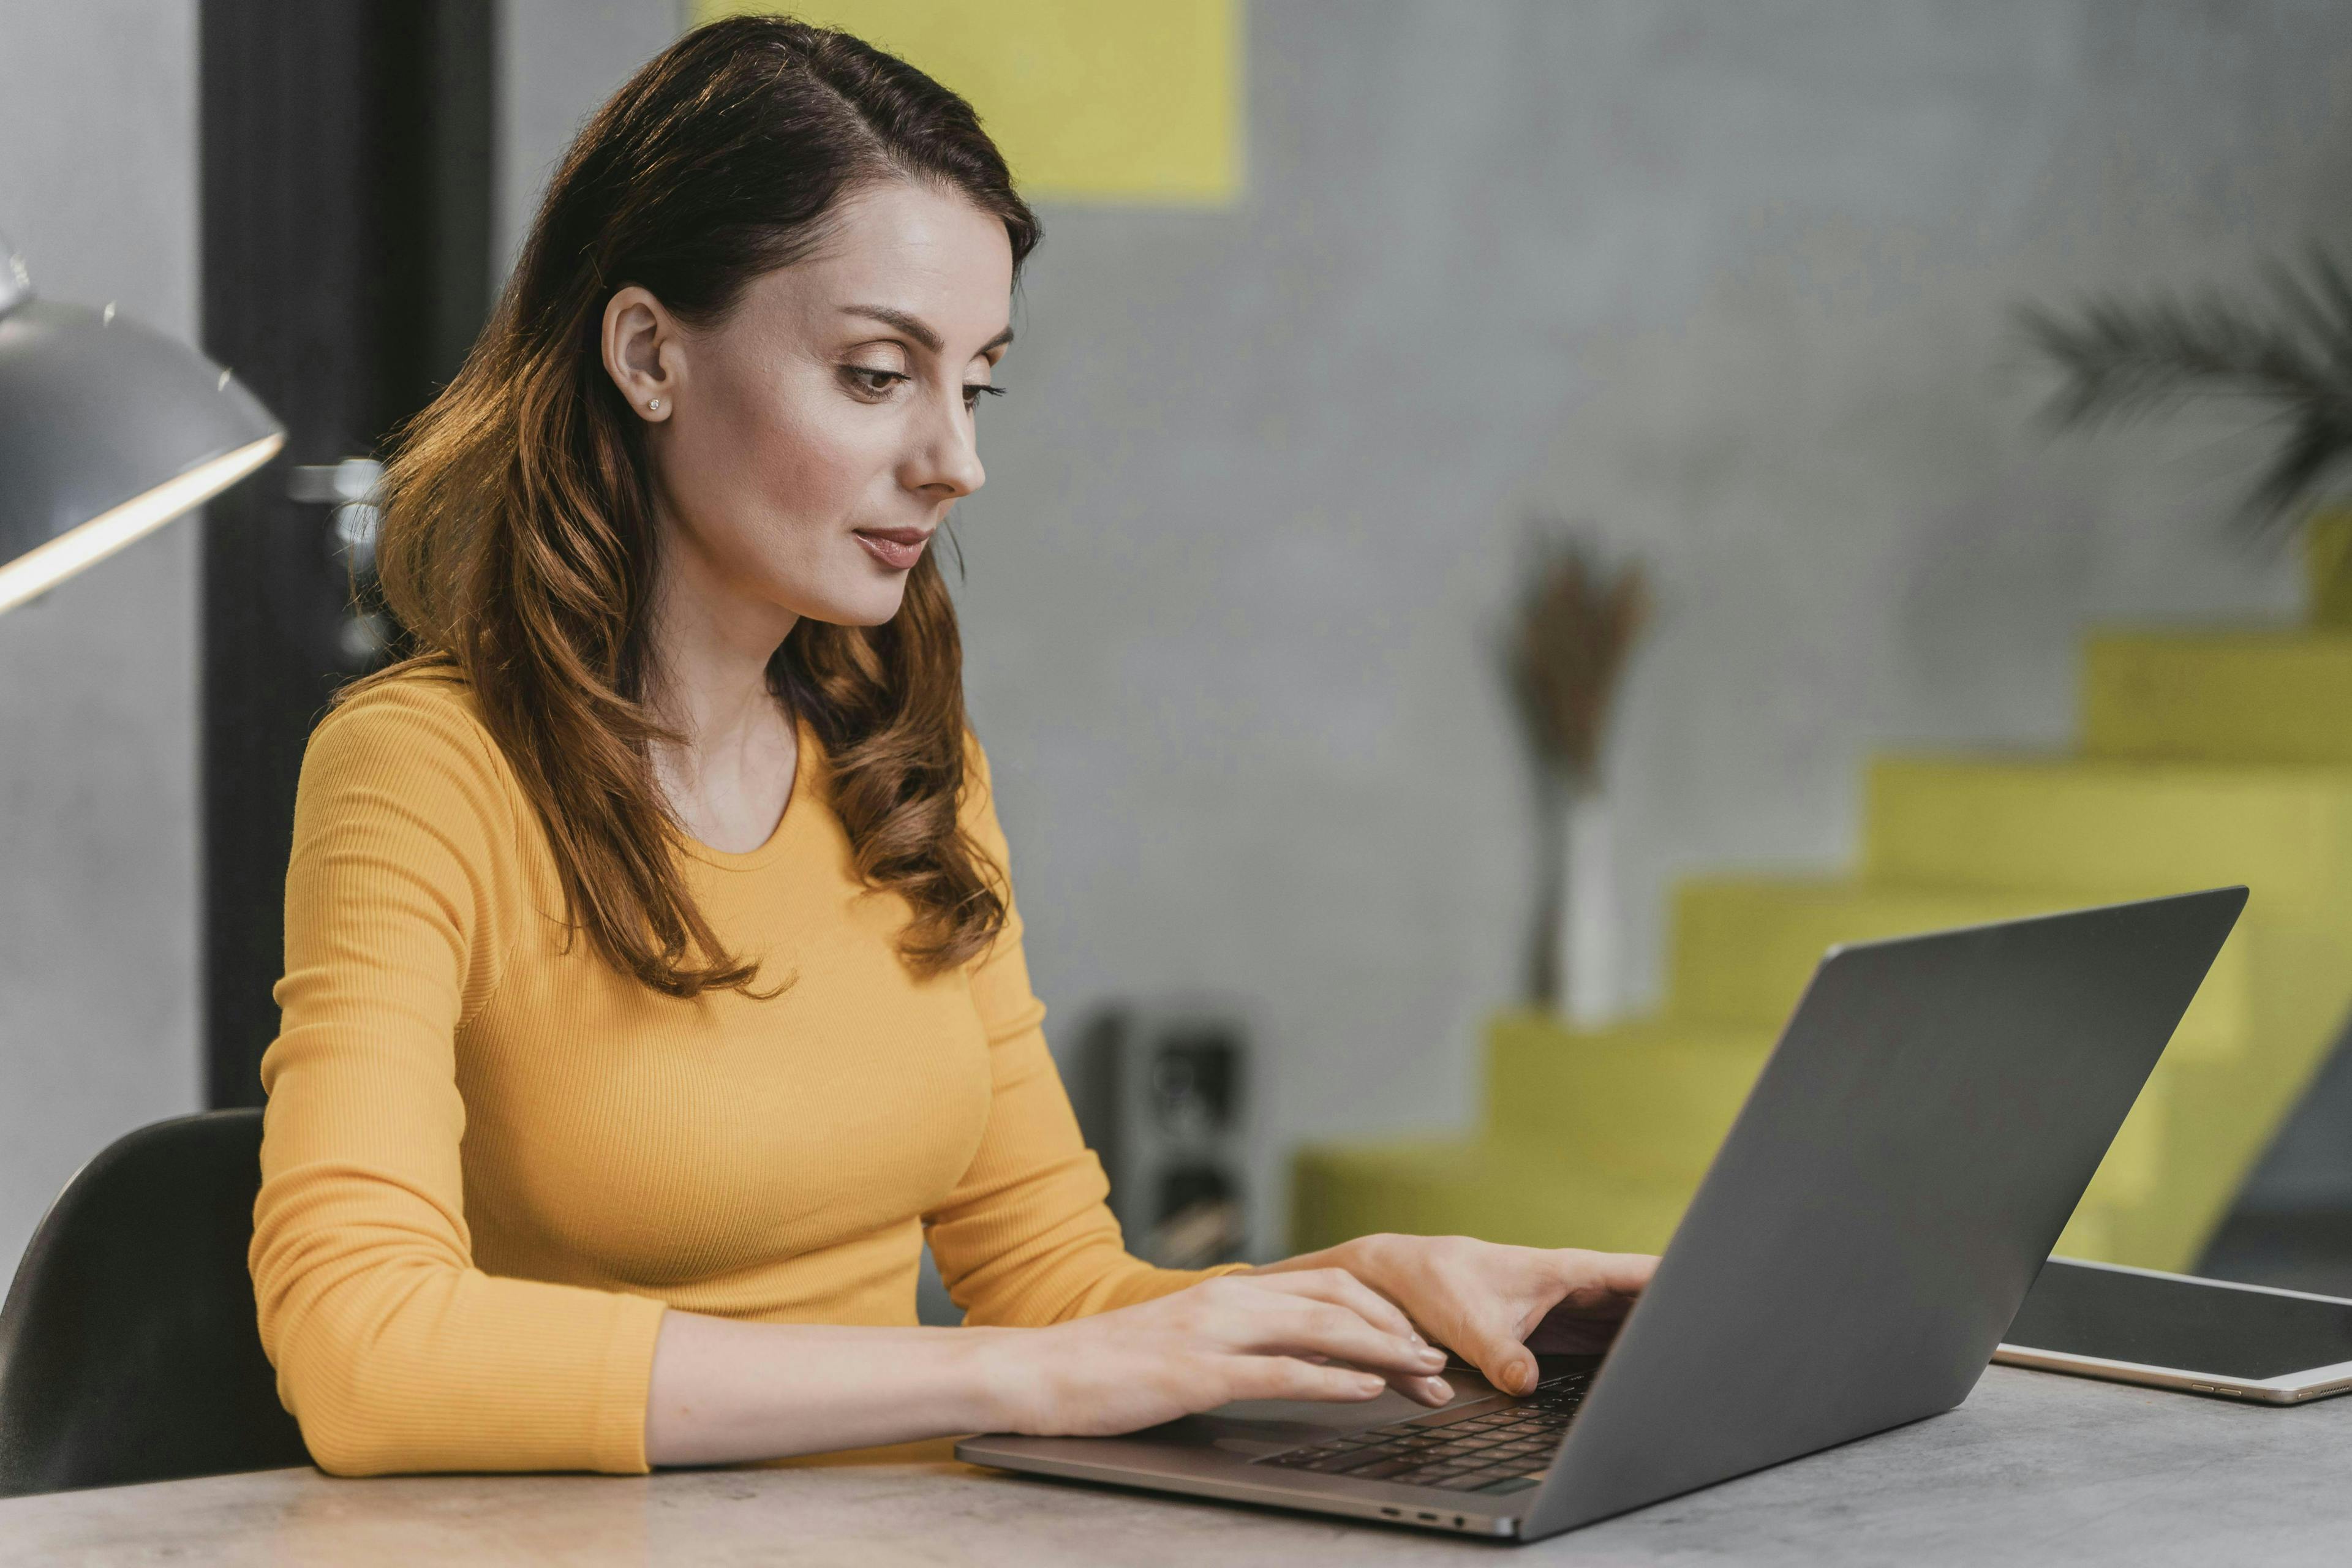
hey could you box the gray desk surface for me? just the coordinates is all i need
[4,1367,2347,1566]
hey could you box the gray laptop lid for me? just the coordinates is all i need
[1525,887,2245,1540]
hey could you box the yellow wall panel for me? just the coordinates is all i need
[693,1,1240,203]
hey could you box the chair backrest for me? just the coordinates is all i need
[0,1109,308,1496]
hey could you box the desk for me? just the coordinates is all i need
[4,1368,2348,1565]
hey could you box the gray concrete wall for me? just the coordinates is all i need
[0,0,203,1271]
[504,2,2352,1254]
[497,0,688,280]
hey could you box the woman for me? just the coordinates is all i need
[251,15,1654,1477]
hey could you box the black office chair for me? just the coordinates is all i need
[0,1109,309,1496]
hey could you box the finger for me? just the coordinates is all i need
[1293,1354,1453,1406]
[1598,1250,1658,1295]
[1390,1373,1453,1408]
[1316,1360,1452,1406]
[1546,1248,1657,1307]
[1247,1268,1425,1347]
[1497,1246,1655,1335]
[1227,1355,1389,1405]
[1226,1278,1442,1375]
[1445,1310,1540,1396]
[1245,1297,1448,1379]
[1524,1251,1657,1354]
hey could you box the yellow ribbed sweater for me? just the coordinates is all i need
[249,670,1219,1476]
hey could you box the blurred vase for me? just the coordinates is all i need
[2305,509,2352,628]
[1559,793,1619,1028]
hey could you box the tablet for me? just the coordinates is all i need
[1994,1256,2352,1403]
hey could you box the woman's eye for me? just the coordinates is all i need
[963,383,1007,412]
[843,366,907,397]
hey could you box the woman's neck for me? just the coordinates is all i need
[644,539,802,851]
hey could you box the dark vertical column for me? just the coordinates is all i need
[199,1,494,1107]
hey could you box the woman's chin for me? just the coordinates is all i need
[799,580,912,630]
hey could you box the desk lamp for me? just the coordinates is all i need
[0,233,282,616]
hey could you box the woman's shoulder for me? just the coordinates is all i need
[314,659,489,746]
[287,663,545,948]
[302,660,518,808]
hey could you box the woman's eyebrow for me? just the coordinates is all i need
[842,303,1014,356]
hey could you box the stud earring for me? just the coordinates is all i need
[646,398,662,413]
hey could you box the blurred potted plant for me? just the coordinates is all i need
[2021,251,2352,621]
[1505,526,1650,1025]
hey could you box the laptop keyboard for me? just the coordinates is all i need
[1252,1365,1593,1494]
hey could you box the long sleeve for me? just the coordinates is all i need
[248,679,667,1477]
[925,745,1240,1325]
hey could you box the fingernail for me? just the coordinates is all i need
[1417,1345,1446,1367]
[1427,1378,1453,1403]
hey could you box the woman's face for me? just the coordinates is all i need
[601,180,1015,636]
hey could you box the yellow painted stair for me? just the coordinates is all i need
[1292,625,2352,1273]
[2083,630,2352,765]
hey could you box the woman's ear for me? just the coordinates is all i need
[601,285,681,423]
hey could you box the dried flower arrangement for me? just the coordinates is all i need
[1504,526,1651,1016]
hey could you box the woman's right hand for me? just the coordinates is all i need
[979,1268,1455,1437]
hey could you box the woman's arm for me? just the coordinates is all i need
[644,1268,1446,1466]
[641,1237,1657,1465]
[254,682,668,1476]
[644,1235,1659,1466]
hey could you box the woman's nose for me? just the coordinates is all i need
[908,390,986,499]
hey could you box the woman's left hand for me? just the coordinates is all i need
[1254,1234,1657,1401]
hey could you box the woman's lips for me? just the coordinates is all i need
[853,527,930,571]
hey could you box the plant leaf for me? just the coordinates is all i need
[2020,251,2352,532]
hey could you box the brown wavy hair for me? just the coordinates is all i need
[342,16,1039,998]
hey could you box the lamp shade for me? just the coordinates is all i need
[0,243,283,617]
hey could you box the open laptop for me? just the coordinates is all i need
[959,887,2247,1542]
